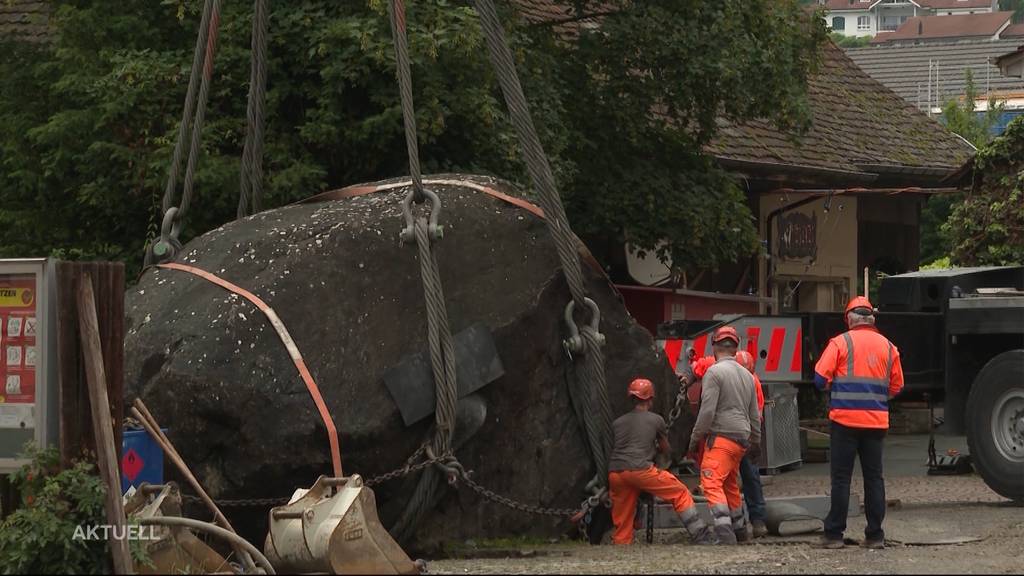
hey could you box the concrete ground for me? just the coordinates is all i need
[426,434,1022,574]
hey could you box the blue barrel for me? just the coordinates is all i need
[120,428,166,494]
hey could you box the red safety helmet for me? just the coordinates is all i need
[712,326,740,345]
[845,296,875,316]
[628,378,655,401]
[735,350,756,374]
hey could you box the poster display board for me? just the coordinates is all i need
[0,260,56,473]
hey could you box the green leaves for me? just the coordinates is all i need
[0,0,823,279]
[0,445,113,574]
[944,116,1024,267]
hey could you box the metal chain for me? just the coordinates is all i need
[460,475,578,518]
[237,0,269,218]
[182,494,289,508]
[666,374,694,430]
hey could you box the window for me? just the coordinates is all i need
[832,16,847,31]
[858,15,871,30]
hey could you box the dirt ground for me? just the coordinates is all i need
[426,502,1023,574]
[425,435,1024,574]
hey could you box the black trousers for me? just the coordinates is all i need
[824,421,887,542]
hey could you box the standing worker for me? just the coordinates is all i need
[735,350,768,539]
[608,378,717,545]
[688,327,761,545]
[814,297,904,549]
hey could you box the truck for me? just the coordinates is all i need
[656,265,1024,503]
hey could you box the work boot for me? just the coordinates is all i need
[735,524,753,543]
[689,525,719,546]
[862,539,885,550]
[752,520,768,539]
[714,524,738,545]
[818,536,845,549]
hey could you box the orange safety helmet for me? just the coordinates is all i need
[712,325,740,345]
[735,350,756,374]
[628,378,655,401]
[845,296,875,315]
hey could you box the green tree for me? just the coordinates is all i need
[999,0,1024,23]
[829,32,872,48]
[922,69,1006,265]
[0,0,825,279]
[943,116,1024,266]
[940,69,1004,148]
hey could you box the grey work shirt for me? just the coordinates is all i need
[691,357,761,446]
[608,410,667,472]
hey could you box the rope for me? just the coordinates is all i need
[471,0,613,483]
[238,0,269,219]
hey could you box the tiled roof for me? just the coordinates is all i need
[822,0,882,11]
[847,39,1024,105]
[821,0,996,10]
[921,0,996,9]
[0,0,52,43]
[706,42,974,176]
[1003,23,1024,37]
[871,12,1012,44]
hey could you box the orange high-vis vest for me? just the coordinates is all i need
[813,325,904,429]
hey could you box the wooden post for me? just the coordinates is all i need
[56,262,124,469]
[77,274,133,575]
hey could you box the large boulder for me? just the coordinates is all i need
[124,175,687,549]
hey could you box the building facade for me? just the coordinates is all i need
[823,0,999,37]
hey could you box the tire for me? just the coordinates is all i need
[966,349,1024,503]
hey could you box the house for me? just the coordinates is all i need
[995,45,1024,77]
[0,0,52,43]
[870,11,1016,44]
[514,0,976,327]
[822,0,998,38]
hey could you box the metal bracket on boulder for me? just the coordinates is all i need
[264,475,420,575]
[382,322,504,427]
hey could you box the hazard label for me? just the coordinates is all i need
[6,317,21,338]
[23,317,36,337]
[121,448,145,482]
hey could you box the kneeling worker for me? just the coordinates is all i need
[608,378,717,545]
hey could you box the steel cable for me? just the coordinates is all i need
[238,0,269,218]
[472,0,613,484]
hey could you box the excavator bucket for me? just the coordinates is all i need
[125,483,237,575]
[264,474,419,575]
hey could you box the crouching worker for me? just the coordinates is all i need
[608,378,717,545]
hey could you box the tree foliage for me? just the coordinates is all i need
[0,444,150,574]
[0,0,825,279]
[940,69,1004,148]
[944,116,1024,266]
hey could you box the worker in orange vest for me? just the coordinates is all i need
[688,327,761,545]
[608,378,717,545]
[735,350,768,539]
[814,297,904,550]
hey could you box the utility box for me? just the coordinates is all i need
[758,382,802,473]
[0,259,58,474]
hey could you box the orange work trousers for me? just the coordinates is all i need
[608,465,696,545]
[699,436,746,525]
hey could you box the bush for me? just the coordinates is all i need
[0,444,148,574]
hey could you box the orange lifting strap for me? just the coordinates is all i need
[158,262,343,477]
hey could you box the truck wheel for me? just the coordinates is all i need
[966,349,1024,503]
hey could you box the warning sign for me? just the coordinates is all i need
[122,449,144,482]
[0,275,36,407]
